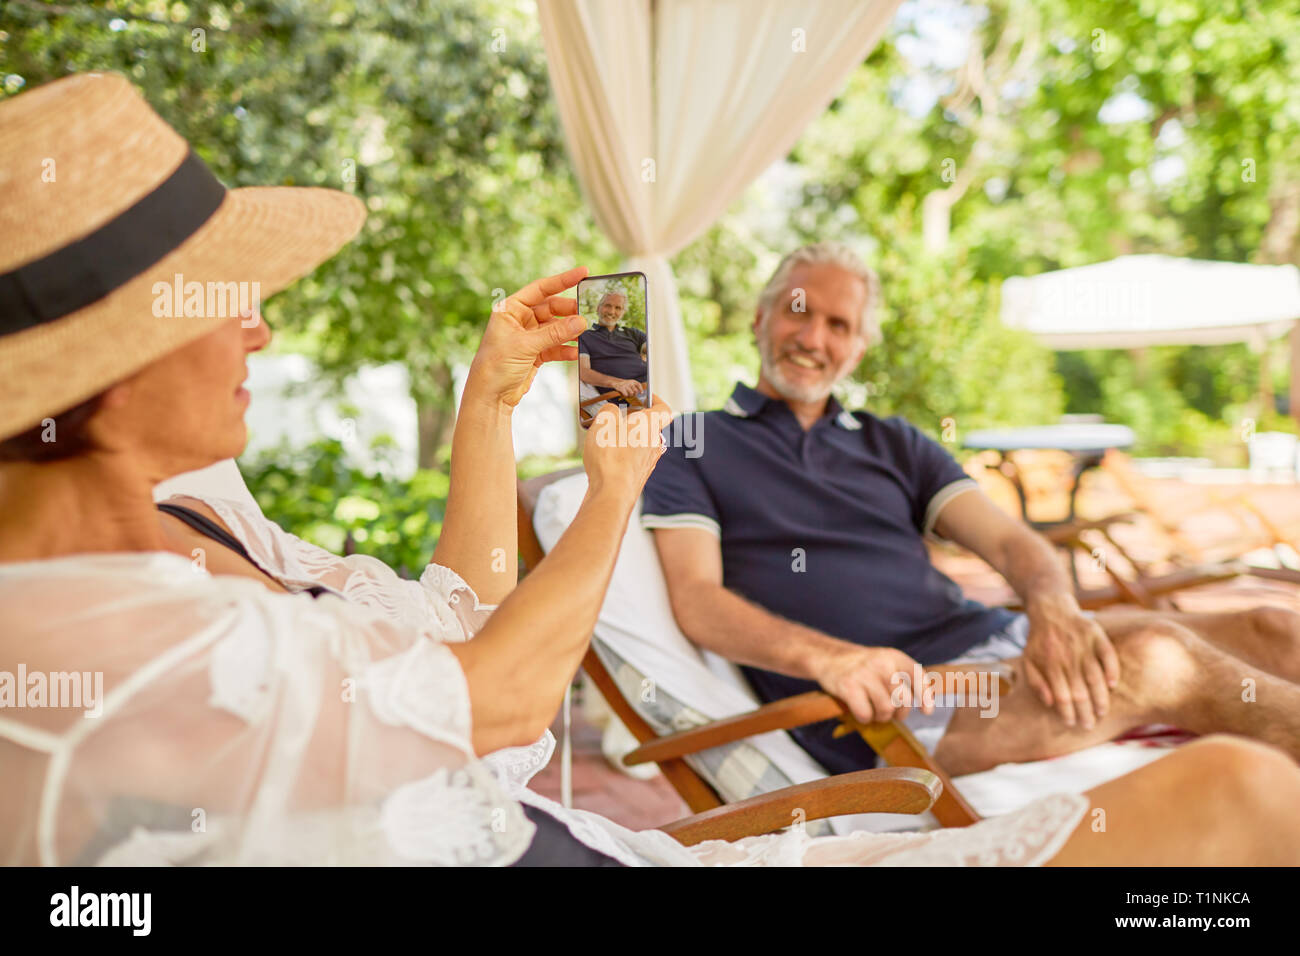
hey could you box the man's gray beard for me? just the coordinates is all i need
[757,333,836,405]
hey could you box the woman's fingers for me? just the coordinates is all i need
[536,295,580,320]
[641,393,672,419]
[509,266,588,313]
[534,343,579,365]
[527,314,586,354]
[632,395,674,437]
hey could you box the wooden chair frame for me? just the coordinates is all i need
[516,468,983,842]
[1014,515,1251,611]
[970,447,1300,611]
[1006,510,1300,613]
[1101,450,1300,564]
[578,388,646,427]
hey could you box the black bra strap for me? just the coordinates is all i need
[156,502,253,561]
[156,502,331,598]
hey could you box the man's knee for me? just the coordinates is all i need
[1116,620,1200,674]
[1247,606,1300,644]
[1112,621,1202,712]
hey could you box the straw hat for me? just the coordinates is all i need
[0,72,366,440]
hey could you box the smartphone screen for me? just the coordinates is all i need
[575,271,649,429]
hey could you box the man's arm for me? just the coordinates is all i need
[578,353,639,395]
[932,487,1120,728]
[932,486,1074,601]
[651,526,927,723]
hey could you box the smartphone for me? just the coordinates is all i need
[575,271,649,429]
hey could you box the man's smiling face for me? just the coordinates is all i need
[598,294,626,328]
[754,263,869,404]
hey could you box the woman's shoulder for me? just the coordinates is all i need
[158,493,231,529]
[159,492,264,545]
[159,491,494,641]
[161,491,311,583]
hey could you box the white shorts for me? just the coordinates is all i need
[901,613,1030,756]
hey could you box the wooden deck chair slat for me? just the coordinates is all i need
[659,767,941,846]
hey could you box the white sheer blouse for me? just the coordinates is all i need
[0,495,1088,866]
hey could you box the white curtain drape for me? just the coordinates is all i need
[537,0,902,412]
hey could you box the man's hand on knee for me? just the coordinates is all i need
[1023,593,1121,729]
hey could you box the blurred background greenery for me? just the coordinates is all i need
[6,0,1300,571]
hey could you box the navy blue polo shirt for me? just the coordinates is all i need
[578,324,648,385]
[640,381,1014,775]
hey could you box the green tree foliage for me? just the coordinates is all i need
[684,0,1300,454]
[239,437,447,577]
[858,242,1064,436]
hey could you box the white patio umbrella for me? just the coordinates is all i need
[1000,255,1300,349]
[1000,254,1300,415]
[536,0,902,413]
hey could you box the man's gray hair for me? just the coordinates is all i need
[596,289,627,312]
[756,241,882,343]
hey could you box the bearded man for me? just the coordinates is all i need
[640,241,1300,776]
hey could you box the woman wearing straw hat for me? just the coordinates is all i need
[1,73,1298,866]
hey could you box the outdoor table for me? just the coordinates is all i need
[963,424,1137,527]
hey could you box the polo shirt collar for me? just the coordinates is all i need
[723,381,862,430]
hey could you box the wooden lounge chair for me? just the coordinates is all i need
[578,388,646,427]
[1006,516,1250,611]
[658,766,938,846]
[966,450,1300,611]
[1057,452,1300,608]
[1100,449,1300,567]
[517,467,985,832]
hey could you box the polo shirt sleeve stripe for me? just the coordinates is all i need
[923,477,980,538]
[640,512,722,538]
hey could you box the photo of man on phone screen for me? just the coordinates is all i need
[578,282,649,426]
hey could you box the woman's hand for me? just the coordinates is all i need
[450,393,672,753]
[465,265,590,409]
[582,396,673,503]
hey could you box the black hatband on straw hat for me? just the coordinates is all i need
[0,150,226,336]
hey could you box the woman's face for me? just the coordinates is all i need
[92,311,271,479]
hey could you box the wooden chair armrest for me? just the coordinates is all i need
[1036,511,1139,545]
[659,767,941,846]
[580,389,626,407]
[1245,565,1300,585]
[623,690,842,766]
[623,664,1014,767]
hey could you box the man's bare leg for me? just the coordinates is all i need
[1095,605,1300,683]
[933,618,1300,775]
[1047,735,1300,866]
